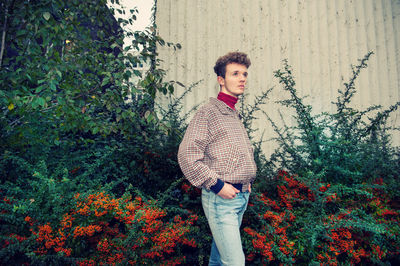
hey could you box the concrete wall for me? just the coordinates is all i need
[156,0,400,154]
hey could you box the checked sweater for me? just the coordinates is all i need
[178,97,257,193]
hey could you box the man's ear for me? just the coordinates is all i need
[217,76,225,87]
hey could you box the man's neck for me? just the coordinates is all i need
[217,91,238,110]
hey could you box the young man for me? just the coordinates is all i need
[178,52,257,265]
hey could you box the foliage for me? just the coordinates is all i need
[0,0,184,192]
[0,0,178,161]
[243,170,400,265]
[1,191,198,265]
[241,53,400,265]
[268,52,400,187]
[0,0,197,263]
[157,177,212,265]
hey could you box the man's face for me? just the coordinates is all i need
[218,63,248,98]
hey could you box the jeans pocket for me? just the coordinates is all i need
[215,195,247,224]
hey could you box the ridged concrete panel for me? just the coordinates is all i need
[156,0,400,152]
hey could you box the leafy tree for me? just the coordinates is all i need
[0,0,176,158]
[0,1,185,262]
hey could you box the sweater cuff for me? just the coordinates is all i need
[210,179,224,194]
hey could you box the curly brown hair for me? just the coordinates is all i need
[213,52,251,78]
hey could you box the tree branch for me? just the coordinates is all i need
[0,2,9,68]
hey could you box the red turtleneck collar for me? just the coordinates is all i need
[217,92,238,110]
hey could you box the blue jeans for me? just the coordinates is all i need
[201,189,250,266]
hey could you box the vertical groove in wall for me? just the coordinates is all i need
[297,0,305,93]
[356,1,369,108]
[156,0,400,150]
[394,1,400,103]
[347,1,360,107]
[325,0,337,110]
[385,1,398,101]
[267,0,274,89]
[314,1,322,109]
[207,0,216,97]
[185,0,192,109]
[289,1,300,92]
[365,0,380,109]
[375,0,387,105]
[304,0,313,97]
[384,0,394,104]
[359,0,372,107]
[387,0,400,144]
[172,0,179,84]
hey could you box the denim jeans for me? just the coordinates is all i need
[201,188,250,266]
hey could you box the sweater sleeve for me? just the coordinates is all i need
[178,109,222,190]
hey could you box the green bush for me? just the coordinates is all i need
[1,190,199,265]
[268,52,399,186]
[243,170,400,265]
[242,52,400,265]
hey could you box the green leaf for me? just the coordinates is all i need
[32,97,46,108]
[101,77,110,86]
[35,85,45,93]
[43,12,51,21]
[50,81,57,91]
[168,84,174,94]
[133,70,142,78]
[16,30,27,37]
[175,81,185,87]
